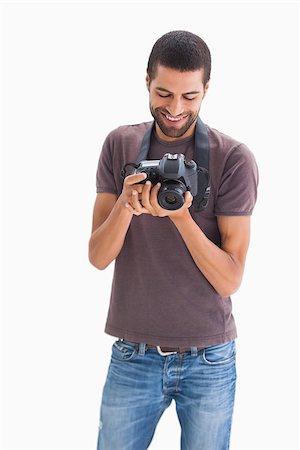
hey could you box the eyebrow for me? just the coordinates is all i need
[155,87,200,95]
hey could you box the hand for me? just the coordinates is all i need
[119,172,151,215]
[126,180,193,219]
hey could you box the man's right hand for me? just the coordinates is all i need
[120,173,157,216]
[89,172,156,269]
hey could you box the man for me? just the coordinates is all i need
[89,30,258,450]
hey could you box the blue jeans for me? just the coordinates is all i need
[96,339,237,450]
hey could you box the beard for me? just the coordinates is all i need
[150,105,199,139]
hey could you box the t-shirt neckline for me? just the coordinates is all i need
[153,128,195,147]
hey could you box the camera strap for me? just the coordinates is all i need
[134,116,210,212]
[193,116,210,212]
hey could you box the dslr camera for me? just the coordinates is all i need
[134,153,198,210]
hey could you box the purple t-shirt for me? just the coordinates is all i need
[95,120,258,347]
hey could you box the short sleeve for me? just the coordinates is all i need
[96,132,118,195]
[214,143,259,216]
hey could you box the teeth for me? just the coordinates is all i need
[166,115,182,122]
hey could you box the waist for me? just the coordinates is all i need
[122,340,205,355]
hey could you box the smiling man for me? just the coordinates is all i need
[89,30,258,450]
[148,66,207,141]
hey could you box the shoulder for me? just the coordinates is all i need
[105,121,153,146]
[208,125,244,154]
[99,121,154,178]
[207,125,257,168]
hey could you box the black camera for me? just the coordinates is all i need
[133,153,198,210]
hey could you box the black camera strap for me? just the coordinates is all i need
[193,116,210,212]
[132,116,210,212]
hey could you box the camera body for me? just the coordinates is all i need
[134,153,198,210]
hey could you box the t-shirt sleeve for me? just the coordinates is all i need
[96,132,118,195]
[214,143,259,216]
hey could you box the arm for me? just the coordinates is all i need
[88,193,131,270]
[170,211,251,297]
[122,177,253,296]
[128,182,251,296]
[88,172,147,270]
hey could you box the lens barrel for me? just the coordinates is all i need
[158,180,187,210]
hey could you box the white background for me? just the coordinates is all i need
[1,1,299,449]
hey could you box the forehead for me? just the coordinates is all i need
[151,64,205,92]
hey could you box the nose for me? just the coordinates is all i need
[166,97,184,117]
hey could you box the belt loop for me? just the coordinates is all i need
[191,346,198,357]
[138,342,146,356]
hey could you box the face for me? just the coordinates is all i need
[146,65,209,142]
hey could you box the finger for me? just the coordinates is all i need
[172,191,192,213]
[185,190,193,205]
[131,190,142,212]
[131,185,144,195]
[141,181,157,216]
[125,172,147,187]
[125,202,144,216]
[131,190,150,215]
[150,183,173,217]
[149,182,161,207]
[125,202,134,214]
[149,182,166,216]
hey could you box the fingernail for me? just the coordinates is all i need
[157,183,161,188]
[132,190,137,195]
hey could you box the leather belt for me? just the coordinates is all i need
[120,339,204,356]
[146,344,202,356]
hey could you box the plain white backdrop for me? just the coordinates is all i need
[1,1,299,449]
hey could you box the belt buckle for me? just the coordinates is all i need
[156,345,177,356]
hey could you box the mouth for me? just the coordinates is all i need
[160,111,188,125]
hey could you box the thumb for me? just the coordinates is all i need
[185,191,193,201]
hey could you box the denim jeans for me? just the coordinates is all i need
[96,339,237,450]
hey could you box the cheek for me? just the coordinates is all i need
[154,100,163,108]
[154,98,167,109]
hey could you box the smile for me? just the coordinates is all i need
[161,112,187,123]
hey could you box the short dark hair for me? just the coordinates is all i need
[147,30,211,86]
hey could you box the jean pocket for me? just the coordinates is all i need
[201,340,236,366]
[111,339,138,361]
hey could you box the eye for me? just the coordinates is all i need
[158,94,171,98]
[184,96,196,101]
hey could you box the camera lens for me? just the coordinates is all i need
[165,194,177,205]
[158,180,186,210]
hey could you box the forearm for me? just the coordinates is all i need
[89,197,133,269]
[170,211,244,297]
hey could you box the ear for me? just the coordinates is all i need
[146,73,150,92]
[203,81,210,98]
